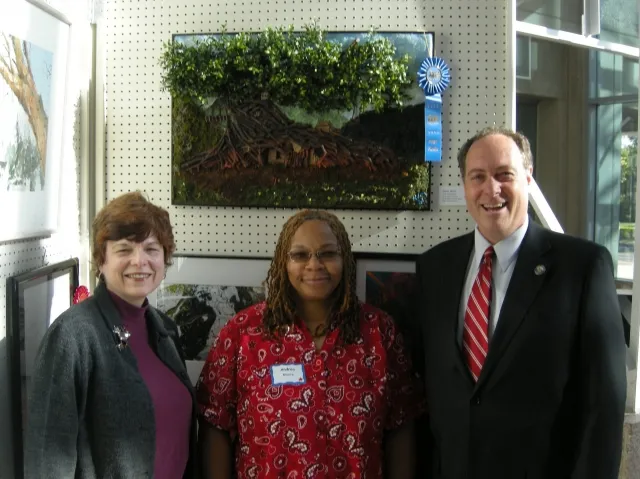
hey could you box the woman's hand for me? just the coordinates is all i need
[384,421,416,479]
[201,421,234,479]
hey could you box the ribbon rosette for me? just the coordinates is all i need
[417,57,451,96]
[416,56,451,162]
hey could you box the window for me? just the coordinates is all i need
[591,50,639,279]
[600,0,639,47]
[516,0,582,34]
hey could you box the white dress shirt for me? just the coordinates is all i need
[457,217,529,346]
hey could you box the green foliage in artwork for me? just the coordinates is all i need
[172,163,430,208]
[172,95,212,168]
[6,120,42,191]
[159,23,413,114]
[173,174,227,205]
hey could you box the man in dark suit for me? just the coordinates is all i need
[413,126,627,478]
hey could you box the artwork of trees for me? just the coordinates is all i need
[161,25,433,210]
[0,33,52,191]
[6,120,41,190]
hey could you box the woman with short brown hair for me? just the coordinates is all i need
[26,191,198,479]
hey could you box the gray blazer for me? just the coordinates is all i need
[25,282,199,479]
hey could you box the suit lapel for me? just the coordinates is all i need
[476,222,551,387]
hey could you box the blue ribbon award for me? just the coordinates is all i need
[417,57,451,162]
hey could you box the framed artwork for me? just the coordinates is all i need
[6,257,79,478]
[355,254,417,320]
[163,29,434,210]
[148,256,271,383]
[0,0,70,240]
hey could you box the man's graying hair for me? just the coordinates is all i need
[457,126,533,176]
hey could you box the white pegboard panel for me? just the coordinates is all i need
[102,0,508,257]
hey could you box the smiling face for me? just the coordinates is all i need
[286,220,344,304]
[100,235,165,306]
[463,133,533,244]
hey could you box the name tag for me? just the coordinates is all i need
[270,364,306,386]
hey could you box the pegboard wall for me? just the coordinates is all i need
[102,0,509,256]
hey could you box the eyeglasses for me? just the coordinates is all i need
[287,249,342,264]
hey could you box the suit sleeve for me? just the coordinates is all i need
[24,319,87,478]
[402,257,426,377]
[408,257,436,478]
[572,246,627,478]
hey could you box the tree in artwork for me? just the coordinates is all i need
[6,120,41,191]
[160,25,432,209]
[0,33,49,187]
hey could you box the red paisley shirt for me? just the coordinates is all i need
[196,302,423,478]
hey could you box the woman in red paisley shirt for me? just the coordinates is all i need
[196,209,422,478]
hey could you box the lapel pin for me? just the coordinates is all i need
[534,264,546,276]
[113,326,131,350]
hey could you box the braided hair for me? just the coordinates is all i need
[263,210,361,343]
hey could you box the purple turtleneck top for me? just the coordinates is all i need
[110,292,192,479]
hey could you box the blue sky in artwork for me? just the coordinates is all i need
[174,31,433,69]
[26,40,53,118]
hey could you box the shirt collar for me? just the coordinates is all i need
[474,216,529,273]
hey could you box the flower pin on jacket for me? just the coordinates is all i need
[113,326,131,350]
[73,286,90,304]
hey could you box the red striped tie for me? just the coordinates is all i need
[463,246,494,382]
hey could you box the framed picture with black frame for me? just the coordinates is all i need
[355,252,418,324]
[6,257,79,478]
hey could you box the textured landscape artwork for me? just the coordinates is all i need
[163,29,434,210]
[156,283,265,360]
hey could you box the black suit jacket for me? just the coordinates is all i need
[413,221,626,479]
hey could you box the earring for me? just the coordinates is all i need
[99,272,105,283]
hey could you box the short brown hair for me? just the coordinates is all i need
[457,126,533,176]
[91,192,175,277]
[263,209,361,343]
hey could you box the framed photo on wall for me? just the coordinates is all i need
[148,255,271,384]
[6,257,79,479]
[0,0,70,240]
[355,253,417,321]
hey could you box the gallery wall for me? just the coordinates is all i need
[101,0,510,256]
[0,1,94,477]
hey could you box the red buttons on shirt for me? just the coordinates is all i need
[196,302,424,479]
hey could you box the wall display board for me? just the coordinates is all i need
[102,0,508,256]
